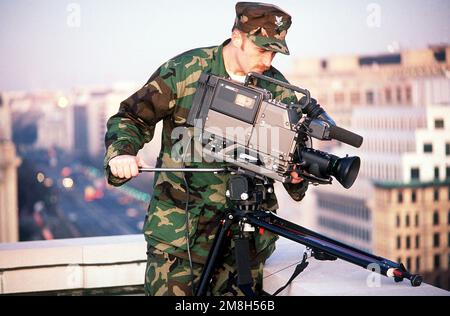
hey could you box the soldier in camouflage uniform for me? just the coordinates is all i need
[104,2,309,296]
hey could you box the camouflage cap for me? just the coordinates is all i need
[233,2,292,55]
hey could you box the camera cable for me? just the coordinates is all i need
[180,135,196,295]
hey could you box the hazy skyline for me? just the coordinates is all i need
[1,0,449,91]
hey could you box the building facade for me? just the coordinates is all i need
[290,45,450,289]
[290,45,450,129]
[70,83,138,158]
[0,93,21,243]
[373,183,450,289]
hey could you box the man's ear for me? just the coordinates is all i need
[231,29,244,49]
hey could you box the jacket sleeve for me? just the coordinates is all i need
[104,66,177,186]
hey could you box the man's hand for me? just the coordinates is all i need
[108,155,150,179]
[290,171,304,184]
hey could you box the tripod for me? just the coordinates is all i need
[139,167,423,296]
[195,170,275,296]
[193,170,423,296]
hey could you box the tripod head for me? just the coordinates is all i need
[139,166,273,213]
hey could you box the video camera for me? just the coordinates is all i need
[187,72,363,189]
[140,72,422,291]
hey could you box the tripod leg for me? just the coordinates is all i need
[235,237,255,296]
[195,214,234,296]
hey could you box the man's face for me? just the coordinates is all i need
[236,34,276,74]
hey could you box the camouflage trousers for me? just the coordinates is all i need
[144,245,265,296]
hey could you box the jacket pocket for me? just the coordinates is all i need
[144,198,203,251]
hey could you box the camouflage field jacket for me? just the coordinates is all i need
[104,39,309,264]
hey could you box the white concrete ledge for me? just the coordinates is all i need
[0,235,147,294]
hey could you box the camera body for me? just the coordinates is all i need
[187,72,362,188]
[188,73,300,182]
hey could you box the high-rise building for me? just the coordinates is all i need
[72,103,89,156]
[371,104,450,289]
[0,93,21,243]
[290,45,450,129]
[70,83,139,158]
[373,181,450,290]
[289,45,450,289]
[313,178,373,253]
[7,91,72,151]
[35,95,72,151]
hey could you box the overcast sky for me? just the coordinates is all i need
[1,0,449,91]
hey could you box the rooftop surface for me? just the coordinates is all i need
[0,234,448,296]
[265,238,449,296]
